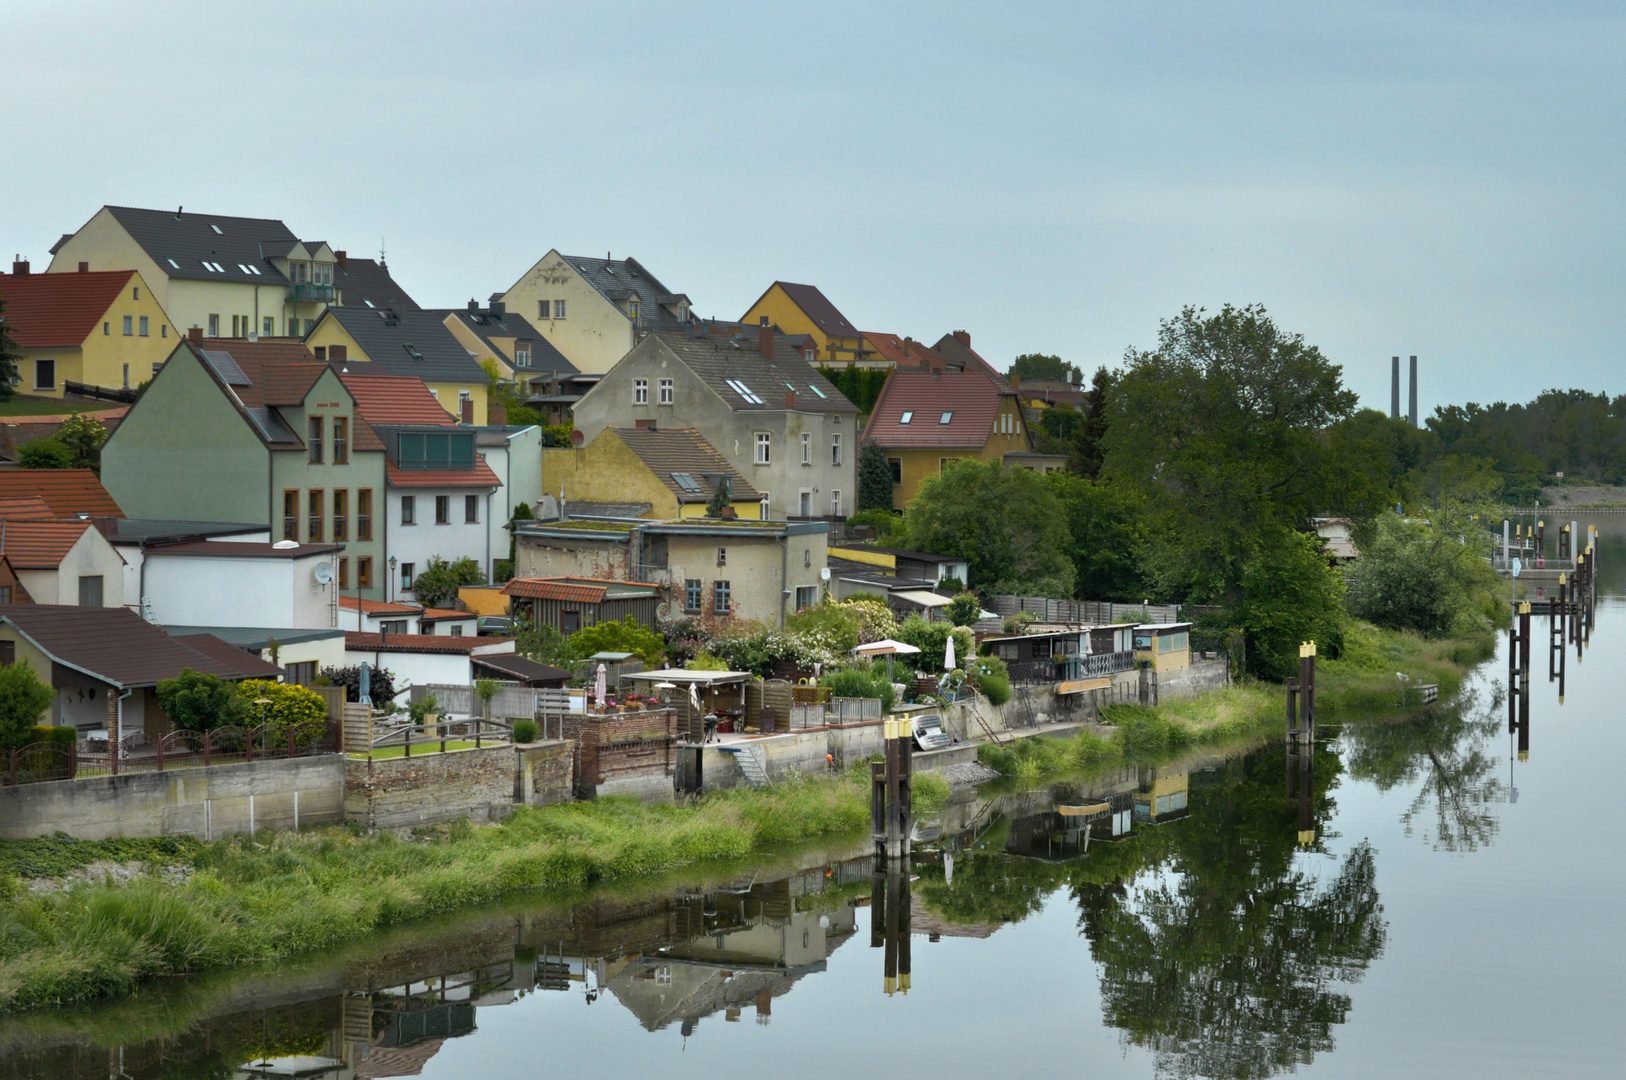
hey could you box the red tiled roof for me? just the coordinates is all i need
[862,370,1009,449]
[0,470,124,517]
[345,631,513,654]
[418,607,472,621]
[863,332,943,369]
[0,521,92,568]
[339,370,456,426]
[0,496,56,520]
[386,459,501,488]
[340,595,422,615]
[0,270,137,347]
[502,578,609,603]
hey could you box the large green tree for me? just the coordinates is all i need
[903,459,1075,595]
[0,293,19,402]
[1008,352,1081,385]
[1047,473,1150,601]
[856,439,894,513]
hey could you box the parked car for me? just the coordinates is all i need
[478,616,514,636]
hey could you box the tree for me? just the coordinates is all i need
[0,661,54,749]
[904,459,1075,595]
[0,294,20,402]
[1079,365,1112,478]
[155,668,247,732]
[705,474,733,517]
[238,680,329,740]
[56,413,108,472]
[1008,353,1080,385]
[409,556,486,608]
[1229,525,1347,680]
[946,592,982,626]
[321,665,399,707]
[567,615,665,665]
[1047,474,1150,601]
[856,440,894,513]
[474,678,500,722]
[514,619,570,667]
[17,439,73,469]
[1345,512,1496,637]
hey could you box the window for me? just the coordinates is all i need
[161,325,167,338]
[831,490,843,517]
[208,314,219,337]
[633,379,648,404]
[332,417,349,464]
[516,342,531,367]
[396,430,476,470]
[435,495,450,524]
[357,489,373,539]
[122,363,129,389]
[283,490,299,540]
[554,300,566,319]
[562,610,581,633]
[34,359,54,390]
[628,298,640,320]
[333,489,348,541]
[796,585,818,609]
[726,378,764,404]
[133,286,140,300]
[685,579,703,613]
[997,641,1019,661]
[759,315,770,326]
[658,378,674,404]
[799,490,812,518]
[123,315,132,335]
[465,494,479,523]
[801,433,811,465]
[103,322,109,335]
[888,458,902,484]
[288,317,300,336]
[451,625,464,637]
[899,411,913,424]
[338,557,349,590]
[939,411,953,424]
[401,562,415,589]
[0,594,9,613]
[713,580,731,615]
[939,457,961,472]
[77,575,104,607]
[755,432,771,464]
[831,434,842,466]
[303,319,315,335]
[138,316,149,337]
[263,317,274,337]
[538,300,550,319]
[717,547,727,567]
[401,495,416,525]
[307,490,324,542]
[458,390,471,415]
[358,557,373,588]
[308,417,324,463]
[285,661,316,686]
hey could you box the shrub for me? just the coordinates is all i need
[320,665,399,706]
[155,669,245,733]
[785,602,863,656]
[568,616,665,666]
[512,719,539,743]
[409,556,486,608]
[946,592,982,626]
[237,681,328,742]
[17,438,72,469]
[408,693,439,726]
[820,664,895,712]
[978,673,1012,706]
[685,651,730,671]
[0,661,55,749]
[895,614,974,673]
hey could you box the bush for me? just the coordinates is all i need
[685,651,730,671]
[512,719,539,743]
[0,661,55,749]
[785,602,863,656]
[946,592,981,626]
[978,673,1012,706]
[895,614,974,674]
[568,616,665,666]
[1346,512,1499,637]
[820,664,895,712]
[409,556,486,608]
[408,693,439,726]
[17,438,72,469]
[155,669,246,733]
[237,681,327,742]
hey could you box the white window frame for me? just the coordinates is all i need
[554,300,566,319]
[755,432,771,465]
[801,432,811,465]
[659,378,674,404]
[832,490,843,517]
[798,489,812,518]
[899,410,913,424]
[633,379,649,405]
[831,434,842,466]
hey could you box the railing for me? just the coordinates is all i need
[786,696,883,730]
[5,741,76,786]
[357,514,372,541]
[367,716,513,758]
[63,723,338,780]
[990,595,1181,625]
[1082,650,1136,677]
[1006,650,1135,686]
[63,380,139,404]
[283,517,298,541]
[286,283,335,303]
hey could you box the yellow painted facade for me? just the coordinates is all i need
[882,395,1031,510]
[15,271,176,396]
[827,546,896,570]
[542,431,763,520]
[442,316,517,383]
[741,283,865,366]
[501,251,640,374]
[304,316,488,424]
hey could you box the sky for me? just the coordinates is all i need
[4,1,1622,417]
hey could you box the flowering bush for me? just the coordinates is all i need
[238,680,329,743]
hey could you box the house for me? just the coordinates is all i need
[826,545,970,587]
[513,517,828,626]
[0,519,125,606]
[1133,623,1193,673]
[570,326,858,521]
[0,604,283,738]
[0,408,127,464]
[43,206,389,340]
[524,370,604,426]
[981,627,1090,664]
[138,539,343,630]
[542,426,764,521]
[439,301,576,390]
[0,553,34,603]
[498,251,694,374]
[342,631,519,707]
[469,653,569,687]
[0,469,124,518]
[1313,518,1359,561]
[0,263,175,397]
[501,577,661,634]
[473,423,544,568]
[159,625,345,687]
[339,595,423,634]
[860,367,1041,511]
[1013,375,1088,411]
[307,306,490,423]
[739,282,872,367]
[861,331,942,371]
[418,608,479,636]
[96,517,268,612]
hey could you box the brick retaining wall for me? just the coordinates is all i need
[345,747,516,830]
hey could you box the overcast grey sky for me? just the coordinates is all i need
[5,1,1622,415]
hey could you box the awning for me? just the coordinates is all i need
[853,639,922,656]
[893,590,952,608]
[624,668,753,685]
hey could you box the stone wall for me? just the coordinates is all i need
[0,755,345,841]
[514,740,574,807]
[563,709,676,798]
[345,747,516,830]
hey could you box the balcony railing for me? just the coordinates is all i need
[1006,650,1136,686]
[333,517,348,542]
[283,517,298,541]
[286,283,335,304]
[357,515,372,541]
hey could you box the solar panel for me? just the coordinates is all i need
[198,349,251,386]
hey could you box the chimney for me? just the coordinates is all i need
[758,323,774,358]
[784,388,797,409]
[174,205,183,220]
[329,344,347,361]
[461,398,474,425]
[1390,356,1400,419]
[1408,355,1418,427]
[951,329,970,347]
[10,257,28,276]
[77,261,89,273]
[490,405,507,427]
[1009,373,1021,390]
[491,300,505,319]
[468,298,480,312]
[335,250,347,270]
[188,327,203,343]
[634,418,656,429]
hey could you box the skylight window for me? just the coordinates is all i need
[404,344,423,361]
[900,411,914,424]
[940,411,953,424]
[671,472,704,494]
[210,224,223,234]
[202,261,225,273]
[725,378,764,405]
[807,384,827,398]
[364,299,375,308]
[167,258,180,269]
[237,264,252,274]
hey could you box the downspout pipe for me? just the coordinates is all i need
[779,533,788,628]
[116,687,134,772]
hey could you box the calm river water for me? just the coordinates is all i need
[6,518,1626,1079]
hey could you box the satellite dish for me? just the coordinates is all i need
[570,429,585,447]
[313,561,334,585]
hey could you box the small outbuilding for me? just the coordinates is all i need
[1133,623,1192,673]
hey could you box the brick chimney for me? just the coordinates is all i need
[329,344,347,361]
[758,323,773,358]
[951,330,970,347]
[188,327,203,343]
[335,249,347,270]
[10,257,28,275]
[460,398,474,425]
[77,261,89,273]
[490,405,507,427]
[784,388,797,409]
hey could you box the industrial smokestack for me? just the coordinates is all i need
[1408,355,1418,427]
[1391,356,1400,419]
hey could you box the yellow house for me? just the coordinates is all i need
[860,368,1039,509]
[0,264,174,396]
[1133,623,1192,673]
[439,302,576,392]
[740,281,871,367]
[305,306,489,423]
[499,250,693,374]
[542,425,764,520]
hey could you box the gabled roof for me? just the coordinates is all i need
[502,578,610,603]
[340,595,422,615]
[0,270,138,347]
[321,307,487,384]
[607,426,762,503]
[100,205,299,285]
[0,604,277,689]
[335,256,421,311]
[862,369,1010,448]
[437,309,577,374]
[754,282,861,339]
[644,328,856,414]
[0,496,56,520]
[931,332,1008,386]
[0,469,124,518]
[185,342,344,451]
[560,255,690,331]
[0,521,93,569]
[863,331,942,369]
[338,370,455,427]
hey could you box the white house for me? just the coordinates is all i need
[2,521,127,607]
[339,595,423,634]
[140,540,343,629]
[478,424,543,568]
[343,631,519,706]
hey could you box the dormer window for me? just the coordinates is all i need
[628,299,640,319]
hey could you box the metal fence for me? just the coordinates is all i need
[1006,651,1136,686]
[990,596,1182,625]
[15,724,342,783]
[367,716,512,758]
[786,696,884,730]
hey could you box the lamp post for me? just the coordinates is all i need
[388,555,397,603]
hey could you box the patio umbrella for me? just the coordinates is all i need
[853,639,920,683]
[943,633,956,671]
[595,663,608,707]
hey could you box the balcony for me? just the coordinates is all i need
[286,283,335,304]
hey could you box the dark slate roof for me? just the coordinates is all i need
[436,309,577,375]
[472,653,570,685]
[335,257,421,311]
[323,307,487,384]
[608,426,762,503]
[0,604,284,688]
[931,332,1008,386]
[562,255,689,331]
[104,205,298,285]
[764,282,861,339]
[649,328,857,414]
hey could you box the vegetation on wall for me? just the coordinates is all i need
[817,365,889,415]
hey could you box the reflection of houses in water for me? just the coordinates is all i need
[961,766,1194,865]
[1134,768,1191,825]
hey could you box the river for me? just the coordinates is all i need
[5,518,1626,1078]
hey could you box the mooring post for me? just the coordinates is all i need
[1297,748,1315,847]
[896,855,912,993]
[883,859,900,995]
[1297,641,1317,744]
[898,717,913,859]
[870,862,886,949]
[1519,602,1531,679]
[1285,677,1299,742]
